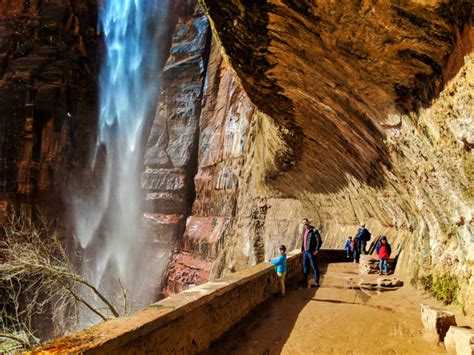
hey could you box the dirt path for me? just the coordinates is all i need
[203,262,473,355]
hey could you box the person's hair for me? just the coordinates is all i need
[279,245,287,252]
[303,218,309,223]
[380,235,387,242]
[348,236,352,239]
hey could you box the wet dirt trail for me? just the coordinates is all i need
[202,262,473,355]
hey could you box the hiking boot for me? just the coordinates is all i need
[311,283,320,288]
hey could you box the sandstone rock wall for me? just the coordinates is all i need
[192,0,474,309]
[0,0,472,313]
[141,2,211,295]
[0,0,98,202]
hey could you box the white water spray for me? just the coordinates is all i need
[72,0,171,312]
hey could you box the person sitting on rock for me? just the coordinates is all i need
[375,236,391,275]
[269,245,287,297]
[344,236,353,259]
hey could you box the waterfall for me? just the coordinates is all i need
[71,0,171,317]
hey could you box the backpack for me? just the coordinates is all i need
[362,230,371,241]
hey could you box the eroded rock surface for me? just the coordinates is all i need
[0,0,99,199]
[421,304,457,342]
[1,0,473,314]
[444,326,474,354]
[195,0,474,308]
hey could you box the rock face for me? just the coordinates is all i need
[0,0,99,200]
[141,2,212,295]
[0,0,473,313]
[196,0,474,308]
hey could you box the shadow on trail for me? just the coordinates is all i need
[200,264,329,355]
[311,298,395,313]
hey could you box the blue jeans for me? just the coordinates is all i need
[345,249,353,259]
[303,251,320,284]
[379,258,388,273]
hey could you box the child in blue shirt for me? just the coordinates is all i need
[269,245,287,297]
[344,236,353,259]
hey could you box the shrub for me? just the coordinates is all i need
[431,274,459,305]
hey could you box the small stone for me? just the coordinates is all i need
[420,304,457,343]
[444,326,474,355]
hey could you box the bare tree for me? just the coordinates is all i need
[0,207,122,351]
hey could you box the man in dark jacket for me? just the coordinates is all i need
[355,223,371,255]
[301,218,322,287]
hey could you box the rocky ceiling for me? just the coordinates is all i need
[200,0,471,194]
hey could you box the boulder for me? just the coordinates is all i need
[359,255,379,274]
[376,277,404,288]
[420,304,457,343]
[444,326,474,355]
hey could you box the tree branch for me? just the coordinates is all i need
[0,333,31,348]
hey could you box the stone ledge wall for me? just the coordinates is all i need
[33,249,344,354]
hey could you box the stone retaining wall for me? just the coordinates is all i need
[33,249,345,354]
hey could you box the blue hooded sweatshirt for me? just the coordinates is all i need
[344,239,352,250]
[270,254,287,273]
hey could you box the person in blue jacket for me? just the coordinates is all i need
[344,236,353,259]
[355,223,371,255]
[269,245,287,297]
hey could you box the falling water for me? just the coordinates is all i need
[71,0,171,315]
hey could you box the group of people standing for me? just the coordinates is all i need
[268,218,322,297]
[344,223,392,274]
[269,219,393,298]
[344,223,371,262]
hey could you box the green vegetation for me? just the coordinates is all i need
[419,274,433,291]
[460,155,474,199]
[414,272,459,305]
[430,274,459,305]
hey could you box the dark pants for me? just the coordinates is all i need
[302,251,320,285]
[361,240,367,255]
[353,247,360,263]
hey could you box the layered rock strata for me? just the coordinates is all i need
[1,0,473,313]
[0,0,99,201]
[141,2,211,295]
[193,0,474,308]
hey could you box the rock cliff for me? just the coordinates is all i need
[194,0,474,308]
[0,0,472,311]
[0,0,99,202]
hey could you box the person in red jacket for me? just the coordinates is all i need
[375,236,391,275]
